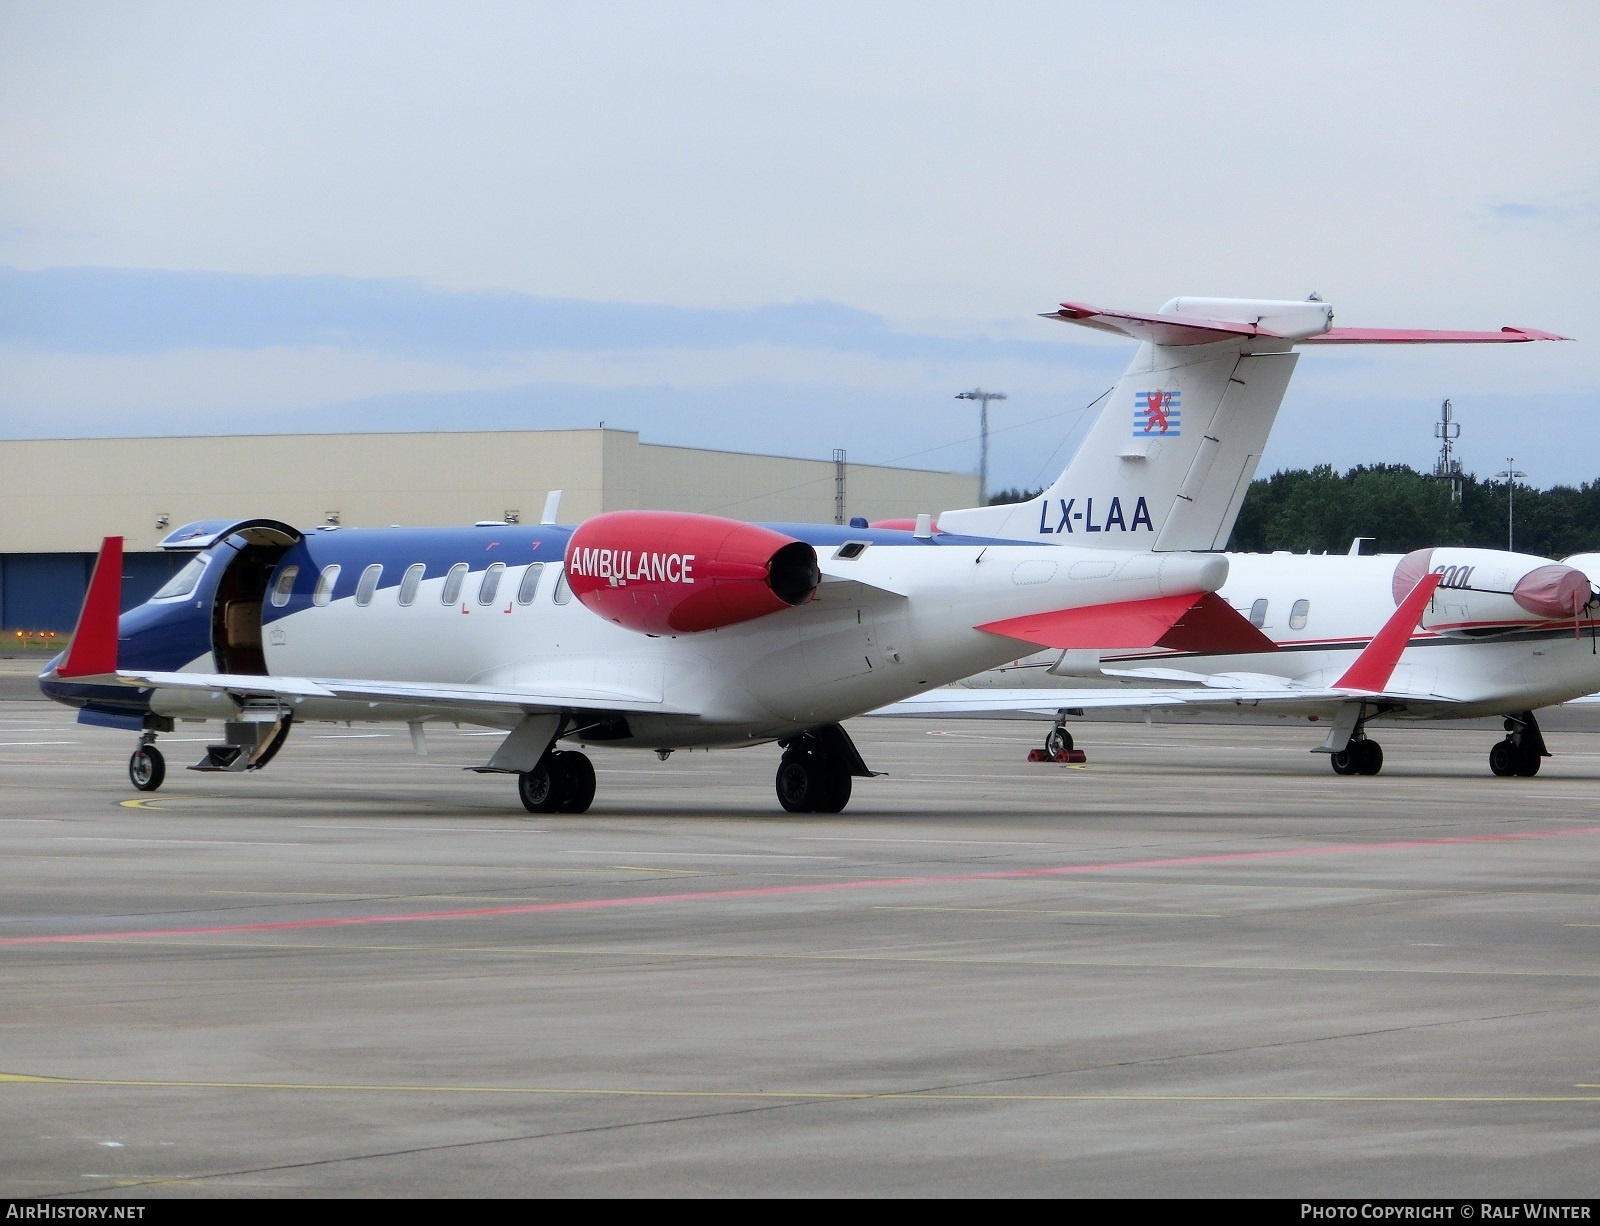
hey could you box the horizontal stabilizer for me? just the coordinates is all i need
[57,536,122,679]
[1301,326,1570,345]
[1046,299,1331,346]
[1047,299,1567,348]
[977,592,1276,654]
[1335,572,1443,693]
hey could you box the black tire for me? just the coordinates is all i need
[518,758,563,813]
[813,760,852,814]
[1489,740,1517,777]
[1330,747,1357,775]
[776,754,819,813]
[1044,726,1074,756]
[1514,746,1541,777]
[129,745,165,792]
[1356,740,1384,776]
[555,751,596,812]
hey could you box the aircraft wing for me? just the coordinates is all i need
[112,669,696,717]
[875,573,1449,730]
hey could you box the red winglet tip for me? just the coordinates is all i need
[1334,571,1443,693]
[57,536,123,678]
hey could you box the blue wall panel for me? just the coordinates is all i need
[1,554,93,631]
[1,553,189,631]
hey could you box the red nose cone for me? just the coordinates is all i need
[1513,564,1592,619]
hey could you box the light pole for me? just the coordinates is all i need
[955,388,1006,505]
[1498,457,1526,551]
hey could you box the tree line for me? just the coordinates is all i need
[988,466,1600,559]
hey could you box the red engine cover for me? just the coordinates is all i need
[565,511,820,635]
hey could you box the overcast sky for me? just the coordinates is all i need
[2,2,1595,494]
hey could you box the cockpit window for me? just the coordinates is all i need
[269,564,299,608]
[153,553,210,600]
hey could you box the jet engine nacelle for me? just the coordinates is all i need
[1392,547,1594,626]
[565,511,821,635]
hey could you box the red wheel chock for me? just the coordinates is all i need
[1027,747,1087,764]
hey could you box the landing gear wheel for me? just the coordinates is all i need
[518,759,562,813]
[553,750,596,813]
[1044,726,1074,757]
[1489,740,1517,777]
[775,752,852,814]
[129,745,165,792]
[813,761,852,814]
[1330,747,1357,776]
[776,754,819,813]
[1514,746,1541,777]
[1355,739,1384,776]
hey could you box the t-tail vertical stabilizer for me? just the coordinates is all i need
[935,297,1566,552]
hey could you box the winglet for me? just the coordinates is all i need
[57,536,123,678]
[1334,571,1443,693]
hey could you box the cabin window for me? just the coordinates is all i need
[441,563,468,605]
[268,564,299,608]
[312,564,341,607]
[553,570,573,605]
[398,563,424,606]
[355,563,383,607]
[517,562,545,605]
[478,562,506,605]
[1289,599,1310,630]
[153,553,210,601]
[1249,598,1268,628]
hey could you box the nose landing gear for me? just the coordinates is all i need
[129,736,166,792]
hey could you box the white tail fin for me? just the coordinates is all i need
[936,297,1564,551]
[938,298,1326,551]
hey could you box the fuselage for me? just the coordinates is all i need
[42,520,1226,749]
[963,549,1600,720]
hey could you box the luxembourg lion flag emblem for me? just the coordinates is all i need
[1134,390,1180,437]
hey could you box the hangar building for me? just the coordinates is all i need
[0,429,979,631]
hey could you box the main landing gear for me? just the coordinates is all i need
[1489,712,1547,778]
[774,723,876,814]
[518,749,596,814]
[1330,737,1383,776]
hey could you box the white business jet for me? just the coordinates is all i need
[881,297,1580,776]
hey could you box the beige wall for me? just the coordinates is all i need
[0,431,979,553]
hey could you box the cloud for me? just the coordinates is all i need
[0,265,1093,365]
[1482,198,1600,226]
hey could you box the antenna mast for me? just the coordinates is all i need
[1433,398,1463,502]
